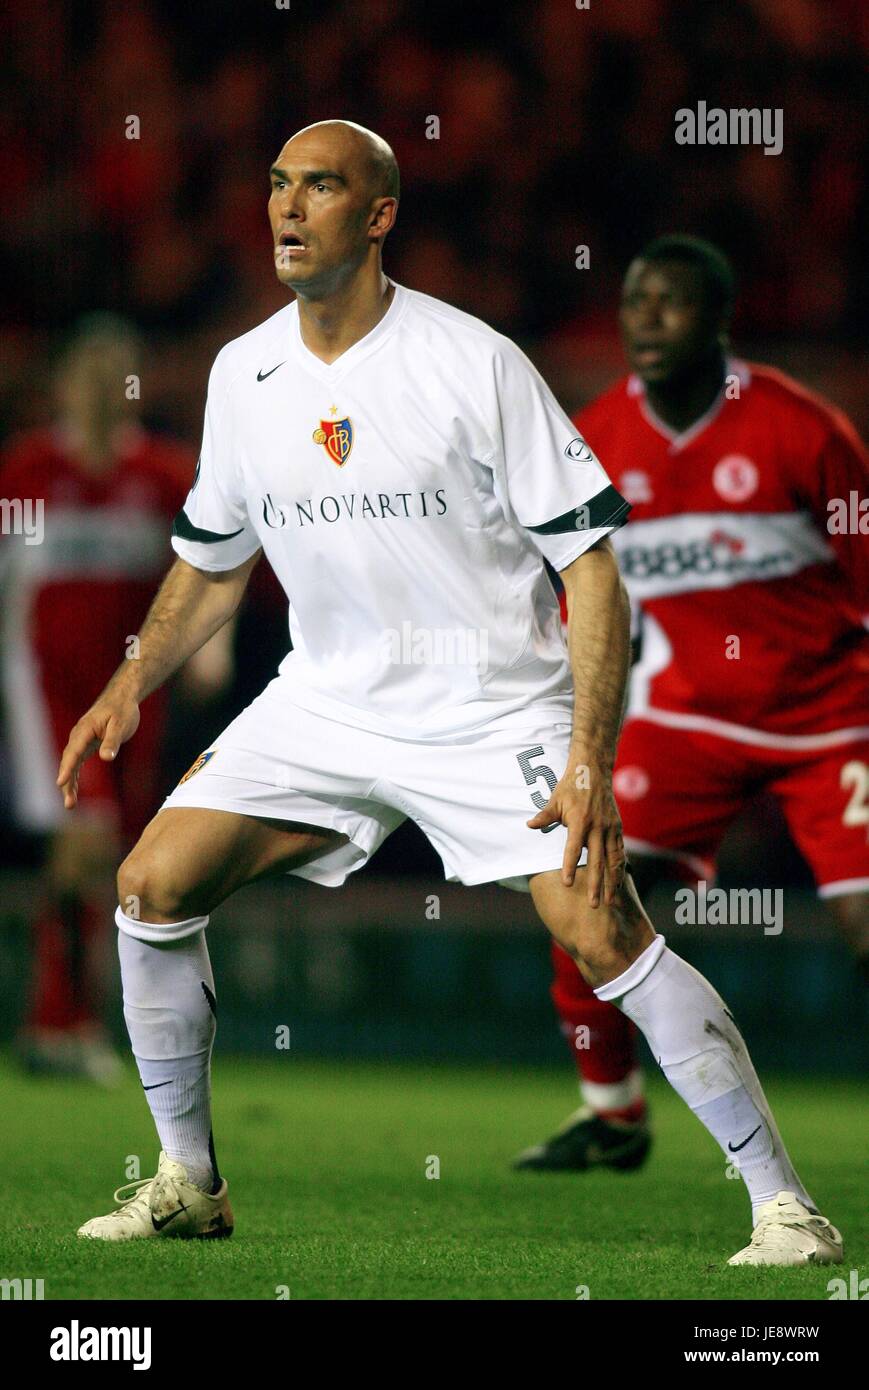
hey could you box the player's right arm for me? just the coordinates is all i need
[56,551,260,808]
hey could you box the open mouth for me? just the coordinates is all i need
[278,232,307,253]
[632,343,667,366]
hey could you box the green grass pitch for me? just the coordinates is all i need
[1,1054,863,1300]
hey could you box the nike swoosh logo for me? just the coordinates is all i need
[151,1206,186,1232]
[143,1080,172,1091]
[257,362,285,381]
[728,1125,761,1153]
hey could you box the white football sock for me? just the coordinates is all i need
[117,910,217,1193]
[580,1069,644,1116]
[595,937,814,1221]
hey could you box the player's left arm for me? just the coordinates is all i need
[527,537,631,906]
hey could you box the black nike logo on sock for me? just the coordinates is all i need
[728,1125,761,1153]
[143,1080,172,1091]
[201,981,218,1017]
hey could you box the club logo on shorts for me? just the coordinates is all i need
[712,454,759,503]
[312,411,354,467]
[178,750,216,785]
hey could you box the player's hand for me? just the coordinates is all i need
[56,697,141,810]
[526,758,626,907]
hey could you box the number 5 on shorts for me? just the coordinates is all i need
[517,746,559,834]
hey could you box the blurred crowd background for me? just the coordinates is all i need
[1,0,866,1074]
[2,0,867,439]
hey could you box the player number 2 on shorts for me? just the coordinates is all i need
[841,761,869,837]
[517,746,559,834]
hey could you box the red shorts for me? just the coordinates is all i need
[612,717,869,898]
[6,673,168,844]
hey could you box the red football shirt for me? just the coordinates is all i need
[572,361,868,742]
[0,423,194,828]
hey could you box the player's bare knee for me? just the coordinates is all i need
[539,870,654,982]
[116,849,201,923]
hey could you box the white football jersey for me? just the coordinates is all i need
[171,281,630,736]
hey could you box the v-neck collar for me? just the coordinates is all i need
[290,279,406,380]
[628,358,751,453]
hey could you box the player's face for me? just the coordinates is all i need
[58,338,140,425]
[620,260,722,385]
[267,130,380,297]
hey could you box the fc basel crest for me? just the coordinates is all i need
[313,416,354,467]
[178,749,216,785]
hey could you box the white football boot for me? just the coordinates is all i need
[728,1191,843,1266]
[78,1151,233,1241]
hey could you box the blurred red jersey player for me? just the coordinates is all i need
[0,316,199,1081]
[515,237,868,1174]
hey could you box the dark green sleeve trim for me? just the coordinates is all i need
[172,508,245,545]
[526,484,632,535]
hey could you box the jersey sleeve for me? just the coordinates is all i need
[171,354,261,573]
[486,343,630,570]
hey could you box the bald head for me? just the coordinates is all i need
[268,120,400,296]
[289,120,399,202]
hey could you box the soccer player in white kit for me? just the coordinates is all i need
[61,121,842,1267]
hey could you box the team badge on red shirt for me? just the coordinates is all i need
[312,415,354,467]
[712,454,759,503]
[613,765,651,800]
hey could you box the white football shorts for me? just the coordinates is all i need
[160,676,585,892]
